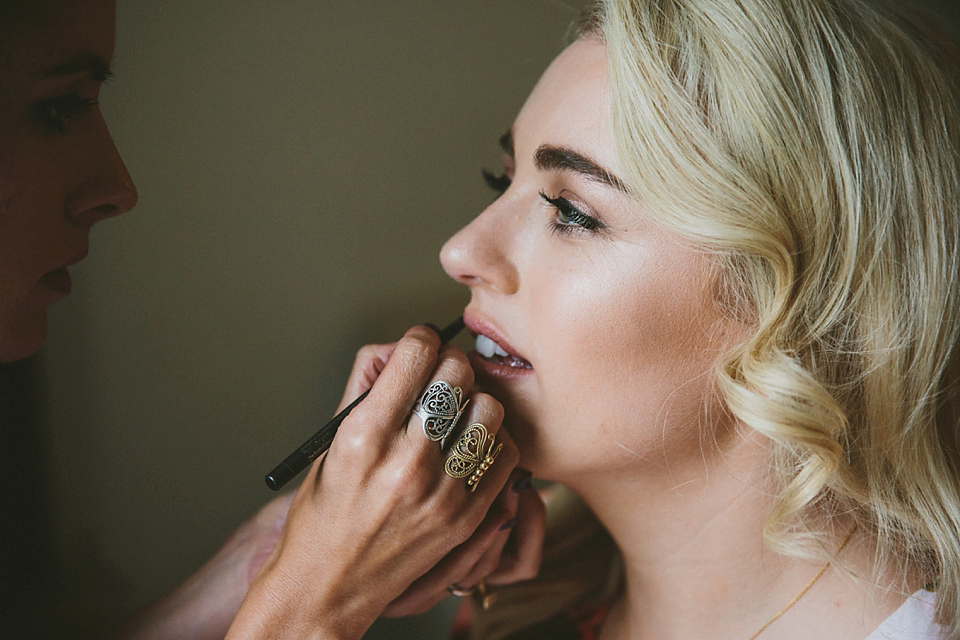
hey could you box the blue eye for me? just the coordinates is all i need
[539,191,605,235]
[33,92,98,135]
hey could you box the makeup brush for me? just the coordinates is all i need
[265,317,465,490]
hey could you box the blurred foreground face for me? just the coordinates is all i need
[0,0,137,362]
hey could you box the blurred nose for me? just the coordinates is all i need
[440,198,520,295]
[66,113,138,227]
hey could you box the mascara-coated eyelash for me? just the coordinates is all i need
[33,92,99,135]
[540,191,606,235]
[482,169,512,195]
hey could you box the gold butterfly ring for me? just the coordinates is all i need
[445,422,503,492]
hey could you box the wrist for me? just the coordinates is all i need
[225,570,374,640]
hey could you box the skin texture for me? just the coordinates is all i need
[0,2,546,637]
[441,38,910,640]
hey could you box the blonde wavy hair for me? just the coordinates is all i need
[472,0,960,637]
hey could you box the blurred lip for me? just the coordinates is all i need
[464,312,534,380]
[38,250,87,297]
[61,249,88,269]
[39,268,72,295]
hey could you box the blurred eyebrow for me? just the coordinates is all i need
[534,145,628,193]
[42,53,113,82]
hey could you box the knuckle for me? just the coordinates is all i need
[355,344,379,362]
[471,393,505,425]
[401,326,441,355]
[334,425,374,461]
[453,512,482,543]
[476,554,501,578]
[436,347,474,383]
[389,456,433,498]
[496,440,520,471]
[517,556,543,580]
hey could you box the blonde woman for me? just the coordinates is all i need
[436,0,960,638]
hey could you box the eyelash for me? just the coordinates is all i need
[33,92,99,135]
[482,168,605,235]
[539,191,605,235]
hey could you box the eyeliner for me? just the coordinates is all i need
[265,317,466,491]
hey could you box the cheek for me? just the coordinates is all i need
[0,133,74,357]
[528,247,726,465]
[0,135,72,284]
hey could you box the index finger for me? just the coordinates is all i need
[348,325,443,435]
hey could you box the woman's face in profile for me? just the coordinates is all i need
[442,39,742,482]
[0,0,136,362]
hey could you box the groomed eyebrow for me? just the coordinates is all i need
[498,129,628,194]
[534,145,628,194]
[42,53,113,82]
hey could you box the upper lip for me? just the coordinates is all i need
[463,312,529,363]
[54,249,88,271]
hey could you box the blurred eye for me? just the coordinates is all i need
[33,92,98,135]
[482,169,512,195]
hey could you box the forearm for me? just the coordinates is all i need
[224,571,373,640]
[117,558,245,640]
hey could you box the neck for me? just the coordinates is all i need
[562,434,905,640]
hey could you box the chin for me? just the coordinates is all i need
[499,410,549,472]
[0,312,48,362]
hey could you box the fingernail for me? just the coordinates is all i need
[512,470,533,493]
[499,518,517,531]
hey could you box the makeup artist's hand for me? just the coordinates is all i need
[117,492,294,640]
[381,465,546,617]
[328,331,547,618]
[225,325,522,640]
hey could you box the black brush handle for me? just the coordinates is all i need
[265,317,465,491]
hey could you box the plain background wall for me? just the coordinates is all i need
[17,0,959,638]
[35,1,589,637]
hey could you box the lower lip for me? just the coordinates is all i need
[468,351,534,381]
[39,268,72,296]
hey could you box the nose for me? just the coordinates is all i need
[65,113,138,227]
[440,199,520,295]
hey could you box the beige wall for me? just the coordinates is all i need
[34,0,960,637]
[38,1,587,636]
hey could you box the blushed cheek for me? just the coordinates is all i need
[541,262,724,451]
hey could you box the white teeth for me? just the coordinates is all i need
[476,334,509,358]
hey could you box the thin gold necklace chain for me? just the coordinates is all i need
[747,524,858,640]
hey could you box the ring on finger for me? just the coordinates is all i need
[447,583,475,597]
[445,422,503,492]
[447,580,498,610]
[413,380,469,448]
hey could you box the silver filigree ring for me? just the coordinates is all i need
[413,380,469,448]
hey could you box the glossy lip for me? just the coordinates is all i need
[464,312,535,380]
